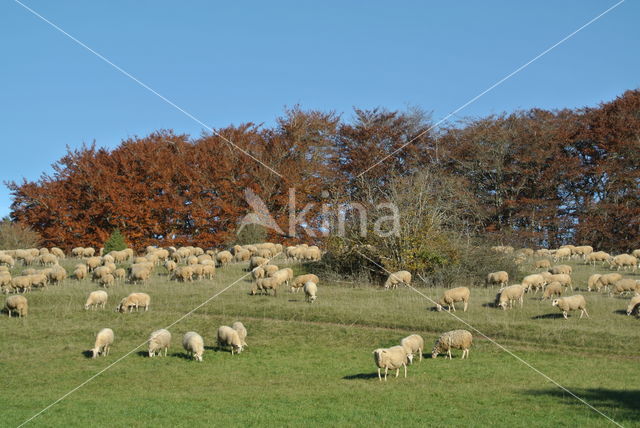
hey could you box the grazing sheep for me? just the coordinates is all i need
[626,295,640,316]
[552,295,589,319]
[73,265,87,281]
[116,292,151,313]
[586,251,611,266]
[113,268,126,282]
[5,295,28,317]
[436,287,470,312]
[251,266,265,280]
[249,256,268,270]
[83,247,96,258]
[217,326,244,354]
[384,271,412,289]
[291,274,320,292]
[98,273,115,288]
[495,284,525,310]
[10,275,32,293]
[50,247,65,259]
[264,264,280,276]
[610,279,639,296]
[595,273,623,292]
[129,265,152,284]
[486,271,509,288]
[549,265,572,275]
[553,247,572,262]
[148,329,172,357]
[303,281,318,303]
[521,274,546,293]
[85,256,102,271]
[252,277,281,296]
[372,346,412,381]
[574,245,593,259]
[28,273,48,289]
[609,254,638,272]
[534,259,551,269]
[587,274,602,292]
[183,332,204,361]
[542,281,564,300]
[85,290,108,310]
[231,321,248,347]
[0,254,15,268]
[431,330,472,359]
[92,328,114,358]
[400,334,424,362]
[547,273,572,291]
[173,266,193,282]
[201,264,216,280]
[216,250,233,267]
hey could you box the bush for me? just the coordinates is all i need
[104,229,127,254]
[234,223,267,246]
[0,217,41,250]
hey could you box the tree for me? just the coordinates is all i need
[104,229,127,254]
[0,217,41,250]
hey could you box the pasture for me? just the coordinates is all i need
[2,257,639,427]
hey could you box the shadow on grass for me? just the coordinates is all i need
[172,352,194,360]
[531,313,564,319]
[136,350,149,357]
[81,350,93,358]
[343,373,379,380]
[481,302,499,309]
[525,388,640,421]
[613,309,628,316]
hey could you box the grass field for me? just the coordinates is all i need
[1,257,639,427]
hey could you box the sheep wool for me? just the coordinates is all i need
[183,331,204,361]
[431,330,472,359]
[92,328,114,358]
[437,287,470,312]
[552,295,589,320]
[5,295,28,317]
[85,290,108,310]
[400,334,424,362]
[148,329,172,357]
[217,326,244,355]
[372,345,412,381]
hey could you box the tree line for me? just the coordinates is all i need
[7,89,640,252]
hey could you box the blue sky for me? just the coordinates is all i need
[1,0,638,218]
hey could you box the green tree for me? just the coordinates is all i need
[104,229,127,254]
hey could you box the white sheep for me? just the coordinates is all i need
[431,330,472,359]
[85,290,108,310]
[372,345,413,381]
[217,326,244,354]
[148,329,172,357]
[549,265,572,275]
[542,281,563,300]
[182,331,204,361]
[436,287,470,312]
[521,274,546,293]
[400,334,424,362]
[92,328,114,358]
[552,295,589,319]
[626,295,640,316]
[291,274,320,292]
[384,270,411,289]
[496,284,525,310]
[231,321,248,347]
[610,279,639,296]
[486,271,508,288]
[5,295,28,317]
[303,281,318,303]
[587,274,602,292]
[116,292,151,313]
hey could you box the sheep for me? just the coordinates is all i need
[553,247,571,262]
[485,271,508,288]
[521,274,546,293]
[217,325,244,354]
[129,264,153,284]
[50,247,65,259]
[495,284,525,310]
[271,268,292,288]
[384,270,412,289]
[400,334,424,362]
[231,321,248,347]
[98,273,115,288]
[291,274,320,292]
[85,256,102,271]
[5,295,28,317]
[85,290,108,310]
[552,295,589,319]
[0,271,11,292]
[216,250,233,267]
[587,274,602,292]
[301,247,322,261]
[574,245,593,259]
[174,266,193,282]
[609,254,638,272]
[46,265,67,285]
[303,281,318,303]
[113,268,126,282]
[542,281,564,300]
[116,292,151,313]
[148,329,172,357]
[251,266,265,280]
[182,332,204,361]
[595,273,623,292]
[549,265,572,275]
[372,346,412,381]
[586,251,611,266]
[234,249,251,262]
[73,265,87,280]
[10,275,32,293]
[547,273,572,290]
[436,287,470,312]
[264,264,280,276]
[534,259,551,269]
[431,329,473,359]
[82,247,96,258]
[92,328,114,358]
[626,295,640,316]
[252,277,281,296]
[610,279,639,296]
[249,256,269,270]
[0,254,15,268]
[39,253,58,266]
[28,273,48,289]
[201,264,216,280]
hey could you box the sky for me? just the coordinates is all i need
[1,0,638,218]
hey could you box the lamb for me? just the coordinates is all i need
[5,295,28,317]
[552,295,589,319]
[534,259,551,269]
[549,265,572,275]
[148,329,172,357]
[217,325,244,354]
[384,270,412,289]
[400,334,424,362]
[303,281,318,303]
[85,290,108,310]
[626,295,640,316]
[495,284,525,310]
[116,292,151,313]
[431,329,472,359]
[291,274,320,292]
[610,279,639,296]
[587,274,602,292]
[92,328,114,358]
[183,331,204,361]
[231,321,248,347]
[486,271,509,288]
[542,281,563,300]
[372,346,412,381]
[436,287,470,312]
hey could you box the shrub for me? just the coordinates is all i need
[0,217,41,250]
[104,229,127,254]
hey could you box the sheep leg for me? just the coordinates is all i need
[384,367,388,381]
[447,349,452,359]
[419,348,423,361]
[563,311,568,320]
[378,368,382,381]
[582,308,590,319]
[403,364,407,378]
[463,301,468,312]
[451,302,456,312]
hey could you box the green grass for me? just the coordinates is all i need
[1,257,639,427]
